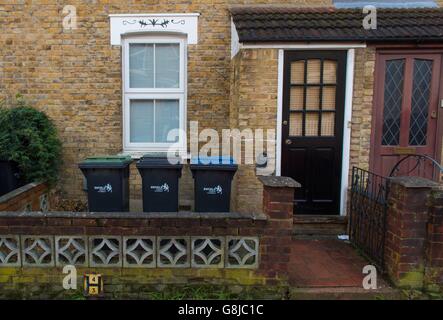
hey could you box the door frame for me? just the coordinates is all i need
[369,48,443,178]
[276,45,359,216]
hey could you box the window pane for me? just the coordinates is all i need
[382,59,405,145]
[290,87,304,110]
[321,112,335,136]
[289,113,302,136]
[322,87,336,110]
[323,60,337,84]
[291,61,305,84]
[129,44,154,88]
[305,112,319,136]
[409,59,432,146]
[306,87,320,110]
[130,100,154,142]
[155,100,180,142]
[307,59,321,84]
[155,44,180,88]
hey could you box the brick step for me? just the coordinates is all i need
[293,215,348,238]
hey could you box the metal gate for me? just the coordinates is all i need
[349,167,389,270]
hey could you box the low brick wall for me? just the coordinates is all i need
[425,187,443,291]
[384,177,443,291]
[0,176,298,299]
[0,182,49,212]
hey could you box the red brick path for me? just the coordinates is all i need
[289,239,369,287]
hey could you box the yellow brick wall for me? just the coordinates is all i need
[2,0,371,213]
[230,49,279,213]
[350,47,376,172]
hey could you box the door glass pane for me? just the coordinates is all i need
[409,59,433,146]
[321,112,335,136]
[307,59,321,84]
[290,87,304,110]
[305,112,319,136]
[382,59,405,145]
[289,113,302,136]
[129,44,154,88]
[291,61,305,84]
[155,44,180,88]
[322,87,336,110]
[130,100,154,142]
[323,60,337,84]
[306,87,320,110]
[155,100,180,142]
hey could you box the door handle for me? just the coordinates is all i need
[285,139,292,145]
[283,120,288,125]
[431,110,437,119]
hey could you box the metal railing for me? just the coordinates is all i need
[388,153,443,180]
[349,167,389,270]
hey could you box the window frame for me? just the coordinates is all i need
[122,35,187,155]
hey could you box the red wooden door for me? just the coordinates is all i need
[371,53,441,179]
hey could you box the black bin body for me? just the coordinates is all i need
[190,156,238,212]
[137,155,182,212]
[0,160,23,197]
[79,156,132,212]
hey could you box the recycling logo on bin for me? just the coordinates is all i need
[94,183,113,193]
[150,183,170,193]
[203,185,223,195]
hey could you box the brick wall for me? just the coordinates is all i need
[384,177,443,291]
[0,176,298,299]
[0,182,48,212]
[350,47,376,171]
[425,187,443,291]
[0,1,331,211]
[229,49,279,213]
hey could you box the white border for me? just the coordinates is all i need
[121,35,187,155]
[110,13,199,45]
[276,49,284,176]
[240,43,366,50]
[340,48,355,217]
[275,46,357,216]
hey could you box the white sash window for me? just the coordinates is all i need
[122,35,186,155]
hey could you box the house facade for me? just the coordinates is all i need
[2,0,443,216]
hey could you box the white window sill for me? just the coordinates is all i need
[118,150,190,160]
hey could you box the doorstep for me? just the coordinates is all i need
[293,215,348,239]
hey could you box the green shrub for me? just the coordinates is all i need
[0,95,62,185]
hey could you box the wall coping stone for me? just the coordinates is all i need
[388,176,440,189]
[0,182,45,203]
[258,176,301,188]
[0,211,268,221]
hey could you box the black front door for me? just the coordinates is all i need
[281,51,347,215]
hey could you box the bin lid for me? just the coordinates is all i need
[78,155,132,169]
[190,156,238,171]
[136,153,182,169]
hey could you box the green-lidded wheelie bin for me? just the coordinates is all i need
[79,155,132,212]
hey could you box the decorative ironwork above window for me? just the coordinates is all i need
[109,13,199,45]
